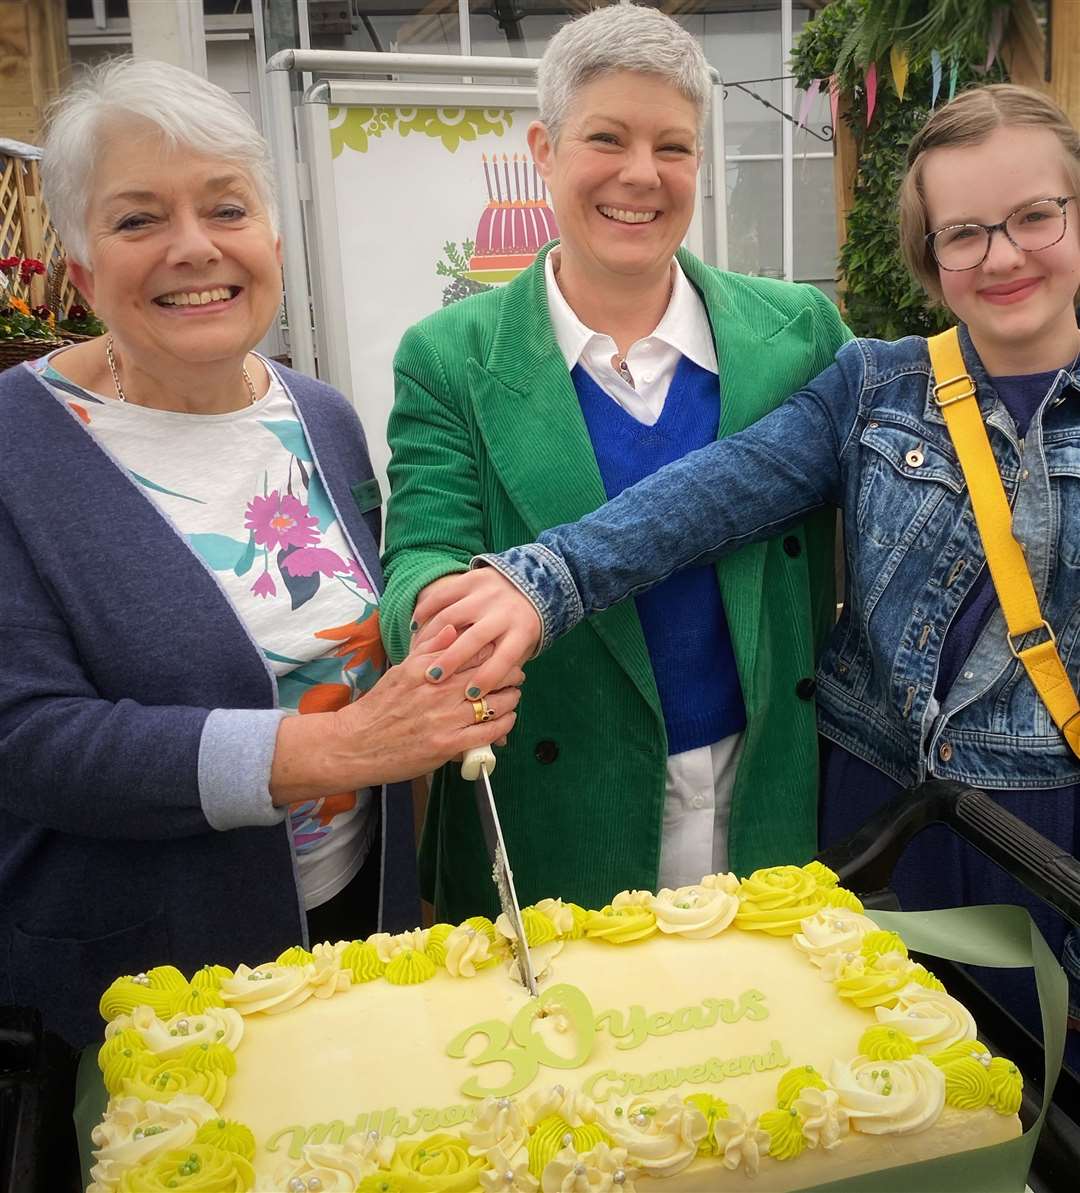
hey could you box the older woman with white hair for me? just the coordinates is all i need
[0,57,523,1053]
[383,3,851,924]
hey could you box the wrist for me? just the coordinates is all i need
[269,710,367,806]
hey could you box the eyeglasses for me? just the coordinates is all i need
[926,196,1076,271]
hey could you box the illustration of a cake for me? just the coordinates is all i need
[466,152,560,283]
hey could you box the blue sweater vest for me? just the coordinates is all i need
[572,356,746,753]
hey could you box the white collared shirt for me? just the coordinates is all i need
[544,249,741,884]
[544,249,718,426]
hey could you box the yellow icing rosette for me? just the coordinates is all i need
[528,1115,609,1178]
[116,1142,254,1191]
[776,1064,827,1109]
[860,931,908,964]
[584,905,657,944]
[341,940,387,982]
[834,956,914,1009]
[100,965,193,1022]
[276,945,315,967]
[858,1026,918,1061]
[988,1056,1023,1115]
[462,916,498,944]
[384,947,438,985]
[758,1106,807,1160]
[683,1094,729,1156]
[193,1119,255,1160]
[424,924,456,967]
[383,1132,491,1191]
[801,861,839,888]
[121,1044,235,1108]
[820,886,866,913]
[734,866,826,935]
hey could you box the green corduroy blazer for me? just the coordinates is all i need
[381,244,853,922]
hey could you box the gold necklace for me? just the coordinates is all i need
[105,337,258,407]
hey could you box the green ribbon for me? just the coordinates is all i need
[800,905,1067,1193]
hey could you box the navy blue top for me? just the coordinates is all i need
[572,356,746,753]
[820,367,1079,1058]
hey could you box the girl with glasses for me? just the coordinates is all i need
[415,84,1080,1052]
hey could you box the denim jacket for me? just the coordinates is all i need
[479,327,1080,790]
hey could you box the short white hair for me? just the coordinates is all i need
[42,57,279,264]
[537,4,713,145]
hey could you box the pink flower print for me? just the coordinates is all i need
[282,546,347,578]
[251,570,277,599]
[244,491,319,551]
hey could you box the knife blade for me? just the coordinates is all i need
[461,745,539,996]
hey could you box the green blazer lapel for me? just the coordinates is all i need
[468,246,661,720]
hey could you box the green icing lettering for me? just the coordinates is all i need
[595,1006,647,1052]
[671,1005,710,1033]
[646,1011,674,1036]
[438,1105,469,1128]
[267,1119,346,1160]
[583,1069,625,1103]
[740,989,769,1022]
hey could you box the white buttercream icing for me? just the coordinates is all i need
[875,983,978,1053]
[88,1094,217,1191]
[831,1054,946,1134]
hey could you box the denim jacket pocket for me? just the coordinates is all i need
[1046,440,1080,567]
[857,422,963,548]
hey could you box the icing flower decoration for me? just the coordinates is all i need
[444,925,496,977]
[682,1094,729,1156]
[368,929,430,964]
[272,1130,394,1193]
[541,1142,638,1193]
[874,983,977,1053]
[859,1025,918,1061]
[341,940,386,982]
[792,911,879,968]
[424,924,456,967]
[88,1094,219,1191]
[776,1064,827,1109]
[383,1133,490,1192]
[793,1086,850,1150]
[527,1116,609,1178]
[114,1142,254,1191]
[830,1055,946,1135]
[834,952,917,1009]
[479,1146,539,1192]
[119,1043,236,1108]
[276,945,315,967]
[244,491,319,551]
[860,930,908,964]
[819,885,866,912]
[497,906,560,948]
[192,1119,254,1160]
[219,964,312,1016]
[532,898,582,939]
[651,883,739,939]
[105,1005,244,1058]
[384,947,438,985]
[523,1086,599,1129]
[734,866,826,935]
[100,966,193,1022]
[602,1095,706,1178]
[711,1105,770,1176]
[583,905,657,945]
[758,1106,807,1161]
[464,1096,529,1160]
[988,1056,1023,1115]
[801,861,840,888]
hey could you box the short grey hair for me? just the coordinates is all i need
[537,4,713,145]
[42,57,279,264]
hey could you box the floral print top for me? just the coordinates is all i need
[33,353,384,910]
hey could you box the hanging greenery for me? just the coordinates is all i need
[791,0,1013,339]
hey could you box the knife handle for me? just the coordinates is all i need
[461,746,496,781]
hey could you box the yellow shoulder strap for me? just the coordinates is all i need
[927,326,1080,758]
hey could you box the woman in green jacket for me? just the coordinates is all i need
[382,4,850,922]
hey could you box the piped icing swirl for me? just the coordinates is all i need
[830,1055,946,1135]
[88,1095,219,1192]
[874,983,977,1052]
[711,1105,770,1176]
[602,1095,707,1177]
[104,1006,243,1059]
[792,911,879,967]
[444,925,497,978]
[271,1129,396,1192]
[793,1086,849,1150]
[734,866,827,935]
[651,881,740,938]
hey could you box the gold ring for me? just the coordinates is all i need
[471,698,491,724]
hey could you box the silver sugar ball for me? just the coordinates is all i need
[574,1164,587,1176]
[613,1170,627,1186]
[307,1179,323,1192]
[288,1180,306,1193]
[561,1132,573,1147]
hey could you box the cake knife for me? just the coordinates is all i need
[461,746,539,997]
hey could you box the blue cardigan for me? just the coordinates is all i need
[0,360,418,1047]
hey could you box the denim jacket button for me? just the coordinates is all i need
[534,740,559,764]
[938,741,954,762]
[905,448,925,468]
[795,677,816,700]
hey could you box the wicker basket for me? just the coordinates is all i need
[0,337,64,372]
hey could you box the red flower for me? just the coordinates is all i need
[68,304,87,320]
[31,305,50,319]
[18,258,45,281]
[0,257,21,274]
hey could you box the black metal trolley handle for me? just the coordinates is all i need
[816,779,1080,930]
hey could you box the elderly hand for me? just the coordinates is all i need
[411,569,542,697]
[270,625,523,803]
